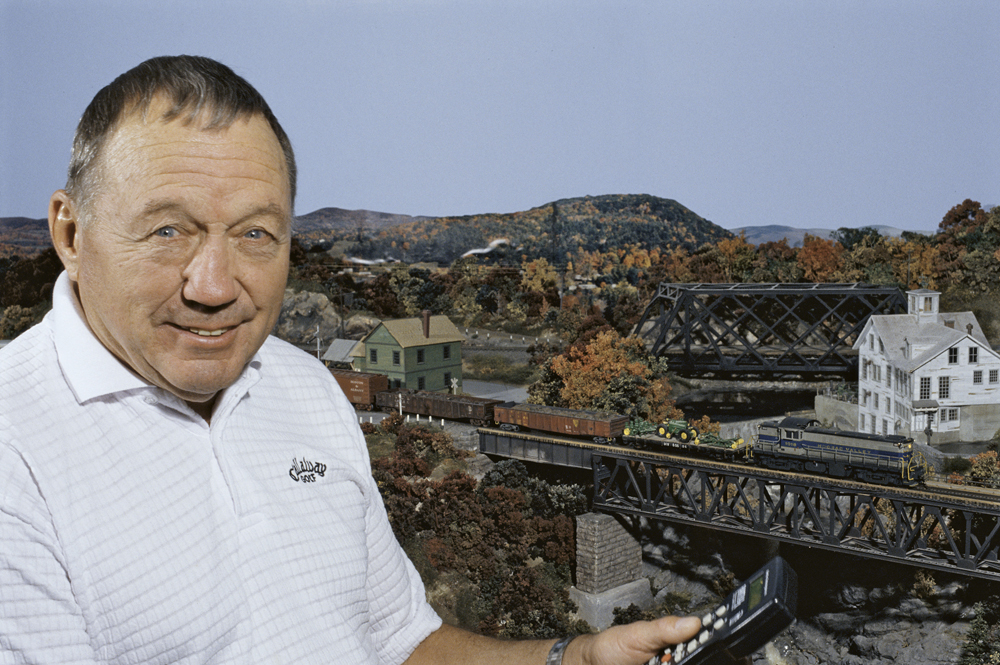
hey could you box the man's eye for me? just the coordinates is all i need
[244,229,269,240]
[154,226,178,238]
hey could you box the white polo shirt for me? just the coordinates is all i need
[0,273,441,664]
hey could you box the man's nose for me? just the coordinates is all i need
[181,236,239,307]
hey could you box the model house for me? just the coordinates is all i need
[352,311,464,393]
[854,289,1000,443]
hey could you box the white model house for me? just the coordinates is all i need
[854,289,1000,444]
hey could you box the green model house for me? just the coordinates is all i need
[352,311,464,393]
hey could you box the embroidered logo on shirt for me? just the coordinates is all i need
[289,457,327,483]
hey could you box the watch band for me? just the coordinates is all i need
[546,636,576,665]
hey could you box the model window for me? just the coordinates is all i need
[886,367,891,388]
[392,350,400,365]
[443,372,451,388]
[869,334,874,350]
[443,345,451,360]
[886,397,891,414]
[974,370,983,385]
[991,370,999,384]
[418,376,426,390]
[920,377,931,400]
[860,413,865,430]
[393,379,401,389]
[417,349,425,364]
[949,408,959,421]
[948,348,959,365]
[369,348,378,364]
[873,393,879,410]
[970,347,979,364]
[939,376,950,400]
[879,339,884,353]
[882,420,888,436]
[862,362,868,381]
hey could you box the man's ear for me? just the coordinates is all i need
[49,190,82,281]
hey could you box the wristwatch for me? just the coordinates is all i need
[546,636,576,665]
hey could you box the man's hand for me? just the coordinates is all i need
[404,616,703,665]
[566,615,702,665]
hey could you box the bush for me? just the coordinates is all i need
[379,412,404,435]
[942,456,972,475]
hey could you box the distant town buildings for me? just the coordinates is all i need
[352,311,464,393]
[855,289,1000,443]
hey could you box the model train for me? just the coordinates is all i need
[331,369,927,486]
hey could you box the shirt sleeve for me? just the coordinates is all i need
[0,441,98,665]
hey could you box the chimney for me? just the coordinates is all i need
[967,323,974,335]
[422,310,431,338]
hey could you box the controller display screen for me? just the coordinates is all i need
[747,574,765,610]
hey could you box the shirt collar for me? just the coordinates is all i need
[51,271,264,408]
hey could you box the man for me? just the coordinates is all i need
[0,56,700,664]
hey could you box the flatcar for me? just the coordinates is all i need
[493,402,629,444]
[755,416,926,485]
[623,418,749,461]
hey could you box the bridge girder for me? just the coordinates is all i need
[593,453,1000,581]
[633,283,907,378]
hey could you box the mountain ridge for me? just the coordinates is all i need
[0,197,927,259]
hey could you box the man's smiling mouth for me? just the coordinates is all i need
[184,326,234,337]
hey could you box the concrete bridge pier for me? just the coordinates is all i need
[569,512,652,630]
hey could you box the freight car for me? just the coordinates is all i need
[623,418,749,461]
[755,416,927,485]
[329,369,390,410]
[493,402,629,444]
[376,389,502,426]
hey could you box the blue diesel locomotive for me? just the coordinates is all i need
[755,416,927,485]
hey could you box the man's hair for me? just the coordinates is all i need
[66,55,296,212]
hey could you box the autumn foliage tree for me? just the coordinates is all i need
[797,234,844,282]
[545,330,680,422]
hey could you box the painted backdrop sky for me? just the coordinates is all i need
[1,0,997,233]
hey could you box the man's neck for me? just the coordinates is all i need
[187,396,217,424]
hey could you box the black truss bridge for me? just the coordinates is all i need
[633,283,906,378]
[593,450,1000,582]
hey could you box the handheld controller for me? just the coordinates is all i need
[647,556,798,665]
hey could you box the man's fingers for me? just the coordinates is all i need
[643,615,702,651]
[582,614,703,665]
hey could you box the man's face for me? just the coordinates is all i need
[64,100,291,406]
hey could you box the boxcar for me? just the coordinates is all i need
[493,402,629,443]
[329,369,389,409]
[375,390,502,425]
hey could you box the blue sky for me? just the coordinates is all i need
[1,0,997,232]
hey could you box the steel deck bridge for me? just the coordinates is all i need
[633,283,907,378]
[479,428,1000,581]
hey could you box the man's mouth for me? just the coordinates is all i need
[184,326,234,337]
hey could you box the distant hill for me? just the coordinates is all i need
[330,194,733,264]
[731,224,914,247]
[0,217,49,257]
[1,205,925,261]
[294,207,427,244]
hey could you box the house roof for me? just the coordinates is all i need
[859,311,991,372]
[363,315,465,349]
[322,338,361,363]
